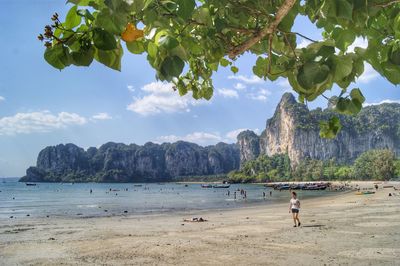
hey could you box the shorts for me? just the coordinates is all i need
[291,208,299,213]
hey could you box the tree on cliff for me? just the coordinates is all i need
[39,0,400,137]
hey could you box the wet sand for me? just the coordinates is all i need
[0,181,399,265]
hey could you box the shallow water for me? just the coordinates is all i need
[0,178,338,218]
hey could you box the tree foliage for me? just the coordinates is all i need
[353,149,395,180]
[229,149,397,182]
[39,0,400,136]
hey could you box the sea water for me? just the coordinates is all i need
[0,178,337,219]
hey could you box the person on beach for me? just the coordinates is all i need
[289,191,301,227]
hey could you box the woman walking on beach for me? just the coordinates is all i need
[289,191,301,227]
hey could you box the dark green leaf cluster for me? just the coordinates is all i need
[39,0,400,136]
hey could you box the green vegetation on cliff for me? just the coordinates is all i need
[228,149,397,183]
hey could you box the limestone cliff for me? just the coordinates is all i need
[20,141,240,182]
[238,93,400,166]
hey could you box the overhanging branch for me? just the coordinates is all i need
[228,0,297,59]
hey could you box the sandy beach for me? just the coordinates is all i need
[1,181,399,266]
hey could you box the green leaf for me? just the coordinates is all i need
[253,57,268,78]
[95,8,127,34]
[202,85,213,100]
[382,61,400,84]
[350,88,365,105]
[71,47,94,66]
[336,0,353,20]
[44,45,71,70]
[319,116,342,139]
[176,0,195,20]
[158,35,179,50]
[160,56,185,80]
[389,45,400,66]
[220,58,230,67]
[147,42,158,58]
[193,7,211,26]
[94,45,123,71]
[65,6,81,29]
[77,9,95,21]
[297,62,330,90]
[333,55,353,82]
[67,0,92,6]
[332,28,355,51]
[335,97,360,115]
[231,66,239,74]
[93,28,117,50]
[126,41,145,54]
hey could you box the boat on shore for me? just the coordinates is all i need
[355,191,375,195]
[302,184,327,190]
[212,184,230,189]
[25,183,37,186]
[271,182,329,191]
[201,184,213,188]
[274,184,291,190]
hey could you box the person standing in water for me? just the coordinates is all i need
[289,191,301,227]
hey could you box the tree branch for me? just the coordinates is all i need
[228,0,297,59]
[373,0,400,7]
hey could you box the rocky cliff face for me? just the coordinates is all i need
[238,93,400,166]
[21,141,240,182]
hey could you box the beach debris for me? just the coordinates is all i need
[9,216,13,219]
[389,193,392,196]
[48,237,56,240]
[26,214,30,217]
[183,217,207,222]
[124,210,128,213]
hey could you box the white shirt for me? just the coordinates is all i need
[290,198,300,209]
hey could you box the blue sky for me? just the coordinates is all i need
[0,1,399,177]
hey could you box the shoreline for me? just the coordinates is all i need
[1,181,399,265]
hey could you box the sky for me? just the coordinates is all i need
[0,1,399,177]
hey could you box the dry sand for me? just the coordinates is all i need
[1,181,399,266]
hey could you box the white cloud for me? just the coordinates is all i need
[0,111,87,136]
[364,99,400,107]
[217,88,239,98]
[225,128,260,142]
[92,112,112,120]
[127,82,206,116]
[297,38,312,49]
[246,88,271,102]
[234,83,246,90]
[0,96,5,102]
[277,78,290,88]
[357,63,379,83]
[156,132,222,145]
[228,75,264,84]
[127,85,135,92]
[156,128,261,145]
